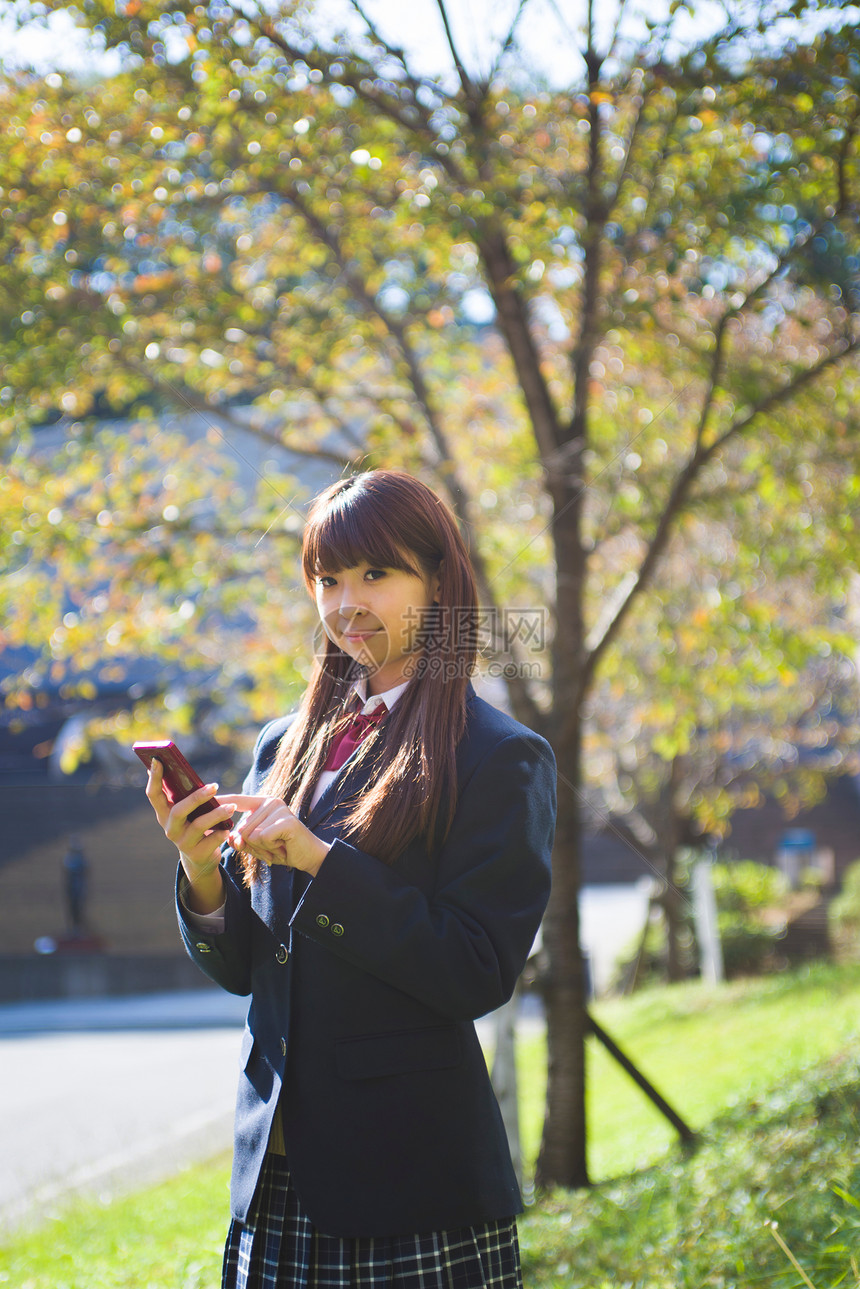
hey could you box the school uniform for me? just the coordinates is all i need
[176,681,555,1287]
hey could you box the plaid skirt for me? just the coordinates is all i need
[222,1153,523,1289]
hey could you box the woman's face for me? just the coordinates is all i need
[314,560,440,694]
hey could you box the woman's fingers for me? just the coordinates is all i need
[220,794,265,810]
[145,758,169,821]
[220,796,297,866]
[165,792,232,845]
[238,838,284,867]
[143,763,232,908]
[145,762,235,852]
[221,796,293,840]
[220,795,329,876]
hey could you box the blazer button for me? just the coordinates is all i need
[331,923,344,937]
[316,914,330,929]
[280,1037,287,1057]
[275,944,289,964]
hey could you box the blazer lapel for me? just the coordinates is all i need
[301,736,386,831]
[301,774,344,829]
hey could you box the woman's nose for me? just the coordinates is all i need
[338,594,366,621]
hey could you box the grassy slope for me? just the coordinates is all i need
[2,962,860,1289]
[519,1051,860,1288]
[518,961,860,1181]
[0,1160,230,1289]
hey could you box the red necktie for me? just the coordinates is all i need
[322,704,388,771]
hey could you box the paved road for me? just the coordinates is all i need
[0,990,248,1235]
[0,989,537,1237]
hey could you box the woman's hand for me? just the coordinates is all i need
[221,795,331,878]
[145,759,233,913]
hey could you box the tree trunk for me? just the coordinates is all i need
[663,843,685,983]
[490,985,522,1189]
[534,401,591,1188]
[653,762,686,984]
[535,718,589,1190]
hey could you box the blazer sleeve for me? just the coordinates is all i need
[174,718,291,996]
[290,730,555,1021]
[175,856,254,996]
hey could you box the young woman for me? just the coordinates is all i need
[145,469,556,1289]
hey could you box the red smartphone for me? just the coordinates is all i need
[133,740,232,831]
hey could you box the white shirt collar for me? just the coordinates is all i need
[349,677,411,715]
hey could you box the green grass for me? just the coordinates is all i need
[0,1158,231,1289]
[519,1052,860,1288]
[3,961,860,1288]
[518,960,860,1181]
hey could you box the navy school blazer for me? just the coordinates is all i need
[176,684,555,1237]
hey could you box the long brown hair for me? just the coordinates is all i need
[246,469,478,878]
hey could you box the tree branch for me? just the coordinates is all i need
[610,98,685,265]
[572,334,860,734]
[836,104,860,210]
[604,0,633,63]
[604,71,647,220]
[226,0,564,510]
[486,0,532,85]
[280,184,455,455]
[435,0,479,100]
[476,222,563,475]
[693,311,730,451]
[251,10,469,183]
[347,0,410,66]
[707,336,860,458]
[117,357,361,470]
[565,38,607,450]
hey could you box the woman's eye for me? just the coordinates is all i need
[317,575,336,588]
[365,569,386,581]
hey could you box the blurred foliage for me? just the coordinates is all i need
[1,1,858,757]
[829,858,860,962]
[587,516,860,845]
[617,857,795,986]
[3,0,860,1185]
[712,859,790,976]
[711,858,789,915]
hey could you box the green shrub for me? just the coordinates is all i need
[830,857,860,930]
[710,860,788,977]
[710,859,788,913]
[716,920,780,976]
[611,859,793,989]
[828,858,860,962]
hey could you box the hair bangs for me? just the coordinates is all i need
[302,482,421,588]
